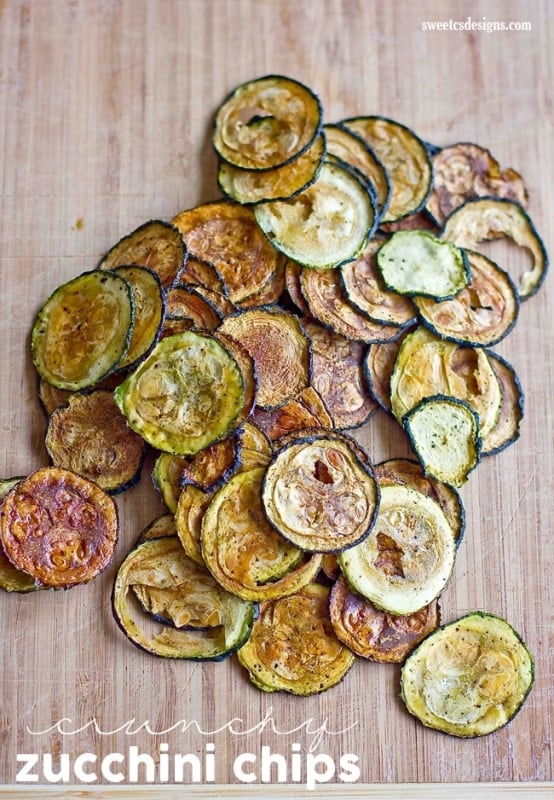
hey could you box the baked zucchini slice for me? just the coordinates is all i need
[339,484,457,615]
[441,197,548,300]
[377,230,469,300]
[414,250,519,347]
[152,453,187,513]
[363,337,406,415]
[112,265,165,370]
[481,352,524,456]
[218,307,310,410]
[342,116,433,222]
[251,389,332,441]
[136,513,177,544]
[237,583,355,695]
[175,483,216,566]
[164,285,222,332]
[212,75,322,171]
[98,219,187,290]
[31,269,134,391]
[404,395,482,487]
[400,611,534,737]
[262,431,380,552]
[45,389,147,494]
[0,477,40,593]
[254,160,376,270]
[112,537,256,660]
[114,330,245,456]
[329,574,440,662]
[178,432,241,492]
[0,467,118,588]
[180,255,226,295]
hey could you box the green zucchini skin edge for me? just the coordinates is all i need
[481,350,525,457]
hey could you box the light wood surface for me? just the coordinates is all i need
[0,0,552,794]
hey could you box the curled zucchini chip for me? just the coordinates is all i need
[377,230,469,301]
[481,352,524,456]
[178,433,241,492]
[427,142,529,226]
[152,453,187,513]
[180,256,226,294]
[0,478,40,593]
[218,307,309,409]
[172,201,285,306]
[262,431,380,552]
[342,116,433,222]
[98,219,187,290]
[137,513,177,544]
[31,269,134,391]
[441,197,548,300]
[164,285,222,331]
[339,485,457,615]
[114,331,245,456]
[0,467,118,588]
[363,337,407,414]
[112,537,256,660]
[254,161,376,269]
[218,134,325,204]
[175,483,216,566]
[45,389,146,494]
[414,250,519,347]
[401,611,534,737]
[284,259,311,315]
[380,209,439,235]
[237,583,356,695]
[404,395,482,487]
[330,574,440,662]
[390,325,502,438]
[212,74,322,171]
[340,239,417,327]
[112,265,165,370]
[251,389,332,441]
[303,319,378,430]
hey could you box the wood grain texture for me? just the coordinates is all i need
[0,0,552,792]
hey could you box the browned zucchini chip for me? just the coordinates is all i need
[340,239,417,327]
[363,338,406,414]
[0,467,118,588]
[175,483,216,565]
[320,553,341,582]
[192,285,237,318]
[303,319,378,430]
[299,267,405,344]
[218,133,325,204]
[38,380,73,416]
[112,537,257,660]
[262,431,380,552]
[427,142,529,226]
[218,307,309,409]
[236,258,286,310]
[172,201,285,305]
[98,219,187,290]
[179,255,226,294]
[152,453,188,513]
[342,116,433,222]
[390,325,502,438]
[112,265,165,370]
[137,513,177,544]
[380,209,439,235]
[237,583,355,695]
[295,386,334,428]
[213,75,322,171]
[330,574,440,662]
[214,333,257,429]
[441,197,548,300]
[178,433,241,492]
[114,330,245,456]
[414,250,519,346]
[284,259,311,315]
[254,160,376,270]
[481,352,524,456]
[201,468,320,601]
[339,484,457,615]
[0,478,40,593]
[45,389,146,494]
[164,285,222,331]
[238,421,274,471]
[325,123,391,218]
[251,386,332,441]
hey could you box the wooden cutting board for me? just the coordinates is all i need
[0,0,552,795]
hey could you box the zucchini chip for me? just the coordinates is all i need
[427,142,529,226]
[339,485,457,615]
[0,478,40,593]
[112,537,256,660]
[414,250,519,347]
[31,269,134,391]
[218,307,309,409]
[389,326,502,438]
[172,201,285,306]
[164,285,222,331]
[218,134,325,204]
[254,161,376,269]
[481,352,524,456]
[340,239,417,327]
[201,468,320,601]
[441,197,548,300]
[363,338,406,414]
[114,331,245,456]
[329,574,440,662]
[179,256,226,294]
[212,74,322,171]
[380,209,439,235]
[400,612,534,737]
[238,421,274,471]
[237,583,356,695]
[137,513,177,544]
[262,431,380,552]
[404,395,482,487]
[98,219,187,290]
[38,380,73,416]
[251,391,331,442]
[112,265,165,370]
[178,433,241,492]
[45,389,147,494]
[0,467,118,588]
[342,116,433,222]
[152,453,187,513]
[303,319,378,430]
[299,267,405,344]
[377,230,469,301]
[175,483,216,566]
[284,259,311,315]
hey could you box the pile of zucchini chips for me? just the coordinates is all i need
[2,75,545,737]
